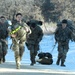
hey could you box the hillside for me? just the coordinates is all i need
[0,0,75,23]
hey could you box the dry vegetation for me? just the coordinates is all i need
[0,0,75,22]
[0,0,75,34]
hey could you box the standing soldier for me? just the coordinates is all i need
[10,13,31,69]
[26,20,43,66]
[0,16,8,63]
[55,19,72,67]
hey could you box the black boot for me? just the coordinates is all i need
[61,61,66,67]
[56,58,61,65]
[30,60,36,66]
[3,51,7,63]
[30,54,36,66]
[30,63,35,66]
[30,59,36,66]
[3,57,5,63]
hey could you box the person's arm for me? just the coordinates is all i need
[37,27,43,43]
[23,23,31,34]
[54,27,59,42]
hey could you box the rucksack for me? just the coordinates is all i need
[57,20,75,41]
[57,20,73,30]
[26,20,43,27]
[36,52,53,65]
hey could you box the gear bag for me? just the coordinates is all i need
[36,52,53,65]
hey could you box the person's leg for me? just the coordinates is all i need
[56,53,62,65]
[2,41,8,63]
[61,48,68,67]
[0,42,2,64]
[61,42,69,67]
[12,44,20,69]
[29,44,35,66]
[31,44,39,65]
[56,45,63,65]
[19,42,25,61]
[34,44,39,61]
[34,44,39,56]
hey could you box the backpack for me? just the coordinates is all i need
[57,20,75,41]
[57,20,73,30]
[26,20,43,27]
[36,52,53,65]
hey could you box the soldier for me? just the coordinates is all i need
[55,19,72,67]
[10,13,31,69]
[26,20,43,66]
[0,16,8,64]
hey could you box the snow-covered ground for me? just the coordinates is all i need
[0,35,75,74]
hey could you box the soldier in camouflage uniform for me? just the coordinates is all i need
[55,19,72,67]
[0,16,8,64]
[26,21,43,66]
[10,13,31,69]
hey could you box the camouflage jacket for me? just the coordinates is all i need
[55,26,72,42]
[11,20,31,33]
[26,25,43,44]
[10,20,31,43]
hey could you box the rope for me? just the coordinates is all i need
[50,42,56,53]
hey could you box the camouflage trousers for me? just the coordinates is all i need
[0,40,8,63]
[12,40,25,69]
[57,42,69,64]
[27,43,39,64]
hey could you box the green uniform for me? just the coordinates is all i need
[10,20,30,69]
[26,25,43,65]
[55,26,72,66]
